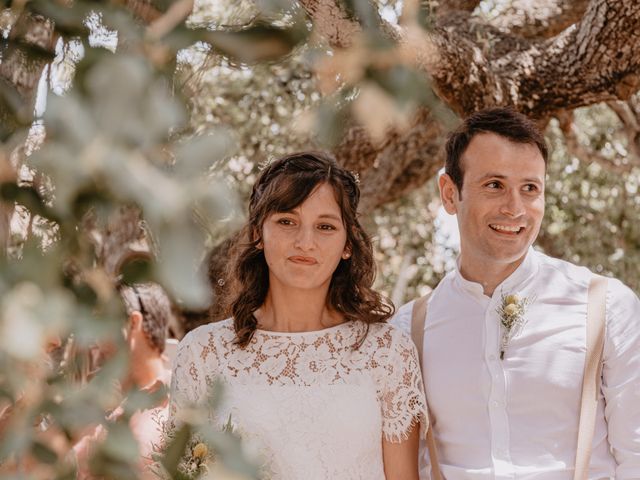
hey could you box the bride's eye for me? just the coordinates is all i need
[318,224,337,231]
[277,218,295,226]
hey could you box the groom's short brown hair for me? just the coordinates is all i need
[445,107,548,192]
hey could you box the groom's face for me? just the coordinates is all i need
[441,132,546,273]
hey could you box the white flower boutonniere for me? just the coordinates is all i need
[497,292,534,359]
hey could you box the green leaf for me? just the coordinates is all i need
[31,440,59,464]
[153,218,211,308]
[85,55,185,146]
[121,384,167,414]
[314,96,349,148]
[29,0,102,37]
[198,22,310,64]
[0,80,32,140]
[0,183,60,223]
[339,0,381,30]
[118,257,153,286]
[367,65,433,107]
[172,130,237,179]
[101,421,140,464]
[161,423,191,477]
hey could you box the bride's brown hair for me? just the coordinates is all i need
[225,151,393,347]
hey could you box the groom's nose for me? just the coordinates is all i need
[499,189,526,218]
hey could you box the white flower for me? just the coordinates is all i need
[503,303,519,317]
[497,291,534,359]
[192,442,208,459]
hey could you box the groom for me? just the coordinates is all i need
[393,107,640,478]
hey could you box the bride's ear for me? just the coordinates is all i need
[251,227,263,250]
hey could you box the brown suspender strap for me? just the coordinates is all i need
[573,275,607,480]
[410,293,443,480]
[411,294,430,369]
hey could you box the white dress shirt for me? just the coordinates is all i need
[393,248,640,479]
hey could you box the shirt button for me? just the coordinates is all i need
[491,400,500,407]
[488,354,497,361]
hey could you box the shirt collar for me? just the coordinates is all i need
[453,247,540,299]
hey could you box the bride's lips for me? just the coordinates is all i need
[288,256,319,265]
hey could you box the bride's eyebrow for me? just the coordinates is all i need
[318,214,342,222]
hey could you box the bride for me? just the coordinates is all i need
[168,151,427,479]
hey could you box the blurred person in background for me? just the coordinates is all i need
[73,282,175,479]
[0,335,73,477]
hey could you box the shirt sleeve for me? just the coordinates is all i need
[380,326,428,443]
[166,330,206,432]
[389,300,415,335]
[602,279,640,478]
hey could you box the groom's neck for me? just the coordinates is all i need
[458,253,527,298]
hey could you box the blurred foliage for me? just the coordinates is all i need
[178,0,454,304]
[181,1,640,304]
[0,0,310,478]
[541,104,640,293]
[151,388,259,480]
[1,0,639,478]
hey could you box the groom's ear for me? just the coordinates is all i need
[439,173,459,215]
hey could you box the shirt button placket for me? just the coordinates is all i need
[485,301,515,479]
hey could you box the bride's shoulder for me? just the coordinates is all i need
[365,321,411,341]
[361,321,417,354]
[178,318,235,348]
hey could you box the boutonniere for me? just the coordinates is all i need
[497,292,534,359]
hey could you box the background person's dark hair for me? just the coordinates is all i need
[224,151,393,348]
[445,107,548,194]
[120,282,173,353]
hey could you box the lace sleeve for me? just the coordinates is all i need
[380,327,428,443]
[167,330,206,431]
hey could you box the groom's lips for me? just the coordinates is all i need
[489,224,525,235]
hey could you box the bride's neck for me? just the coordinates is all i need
[255,286,343,333]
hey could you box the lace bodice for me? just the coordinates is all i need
[169,319,427,480]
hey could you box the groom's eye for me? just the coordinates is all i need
[486,181,501,189]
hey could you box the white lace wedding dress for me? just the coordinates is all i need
[168,319,427,480]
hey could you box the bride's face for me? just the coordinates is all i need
[260,183,350,293]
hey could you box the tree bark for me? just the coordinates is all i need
[300,0,363,48]
[484,0,590,39]
[435,0,483,16]
[188,0,640,330]
[298,0,640,212]
[4,1,640,328]
[0,199,11,257]
[0,11,56,134]
[335,107,448,212]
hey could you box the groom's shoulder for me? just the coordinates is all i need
[537,251,593,286]
[537,251,638,304]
